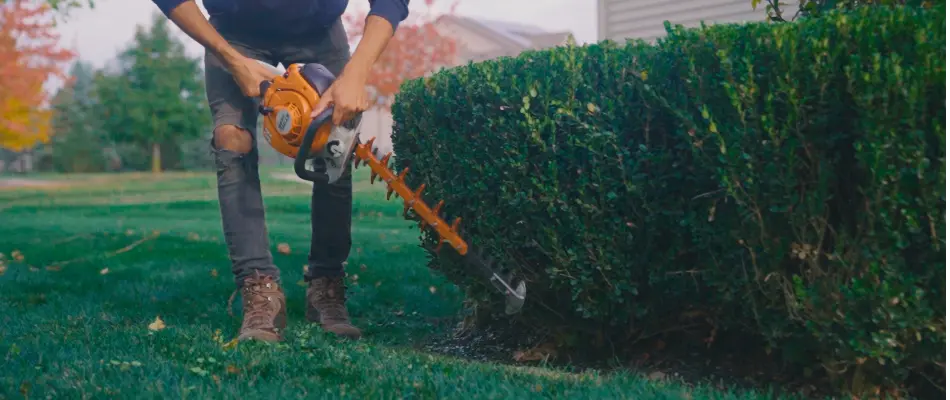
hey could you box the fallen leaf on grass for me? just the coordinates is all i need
[12,250,24,261]
[188,233,200,241]
[45,265,62,271]
[111,360,133,372]
[0,264,6,276]
[212,329,224,344]
[394,310,404,316]
[429,286,437,294]
[513,342,558,362]
[222,338,239,351]
[148,316,166,331]
[210,269,218,278]
[277,243,291,255]
[226,364,239,374]
[302,265,309,274]
[100,268,109,275]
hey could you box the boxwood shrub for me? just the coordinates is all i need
[390,4,944,395]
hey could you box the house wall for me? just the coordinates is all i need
[597,0,766,43]
[434,19,508,65]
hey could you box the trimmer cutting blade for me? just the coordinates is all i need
[353,136,528,315]
[463,250,527,315]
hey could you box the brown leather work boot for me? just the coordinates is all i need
[306,276,362,339]
[229,271,287,342]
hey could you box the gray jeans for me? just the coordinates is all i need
[204,16,353,288]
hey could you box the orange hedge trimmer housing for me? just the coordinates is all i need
[256,63,526,314]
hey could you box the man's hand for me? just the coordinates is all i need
[310,70,372,125]
[165,1,277,98]
[226,56,280,98]
[310,15,395,125]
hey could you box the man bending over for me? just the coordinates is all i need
[149,0,408,342]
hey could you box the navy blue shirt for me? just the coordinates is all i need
[152,0,409,34]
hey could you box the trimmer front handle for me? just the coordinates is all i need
[293,108,333,183]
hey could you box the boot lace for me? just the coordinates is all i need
[228,279,279,329]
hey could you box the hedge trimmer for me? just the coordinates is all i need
[254,62,526,315]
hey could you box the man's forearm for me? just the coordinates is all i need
[165,1,242,64]
[343,15,395,78]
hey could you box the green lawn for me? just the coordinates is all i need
[0,168,791,399]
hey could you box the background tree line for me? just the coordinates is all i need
[42,13,211,173]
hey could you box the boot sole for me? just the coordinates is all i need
[237,329,282,342]
[306,306,362,340]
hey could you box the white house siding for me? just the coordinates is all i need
[356,107,394,156]
[598,0,766,43]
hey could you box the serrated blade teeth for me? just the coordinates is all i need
[413,183,426,199]
[432,200,444,218]
[397,167,409,182]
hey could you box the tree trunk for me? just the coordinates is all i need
[151,142,162,174]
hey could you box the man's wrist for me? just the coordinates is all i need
[341,57,372,81]
[340,15,394,82]
[214,46,243,66]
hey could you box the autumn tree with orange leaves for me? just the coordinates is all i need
[0,0,74,152]
[343,0,458,111]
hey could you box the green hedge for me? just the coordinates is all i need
[390,5,944,395]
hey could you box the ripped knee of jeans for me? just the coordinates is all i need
[213,124,254,154]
